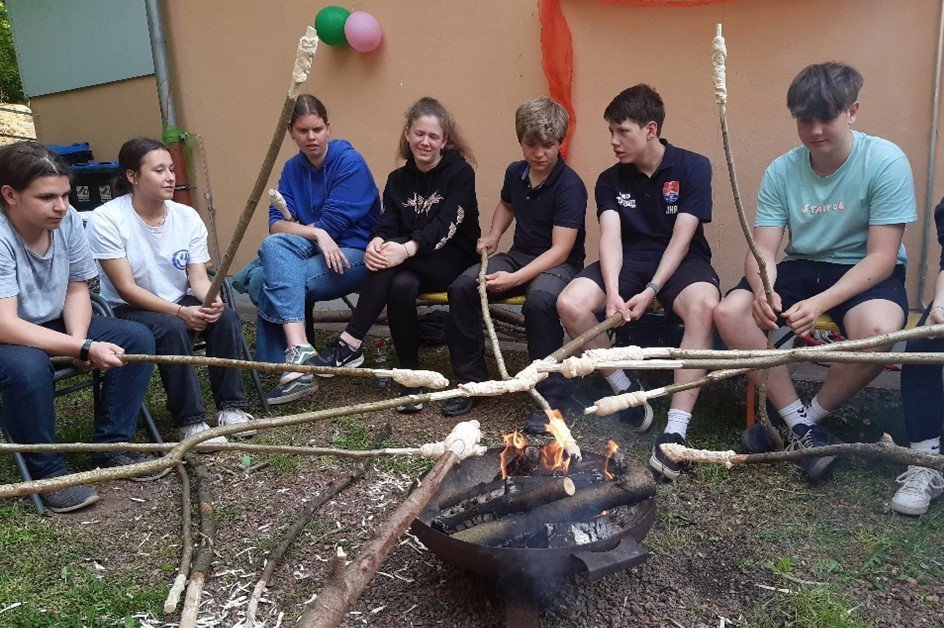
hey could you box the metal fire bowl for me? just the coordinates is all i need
[410,448,656,580]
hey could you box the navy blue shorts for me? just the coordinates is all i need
[578,256,720,323]
[730,260,908,336]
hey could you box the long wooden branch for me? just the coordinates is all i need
[713,23,781,450]
[180,455,215,628]
[0,442,439,457]
[297,421,484,628]
[200,27,319,308]
[164,464,193,614]
[660,437,944,473]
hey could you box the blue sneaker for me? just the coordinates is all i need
[787,423,840,482]
[741,423,783,453]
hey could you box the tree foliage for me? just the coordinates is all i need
[0,3,25,103]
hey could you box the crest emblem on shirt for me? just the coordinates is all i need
[663,180,680,204]
[172,249,190,271]
[616,192,636,208]
[404,191,444,216]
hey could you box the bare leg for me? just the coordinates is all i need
[714,288,800,410]
[557,278,613,373]
[669,283,720,413]
[815,299,905,410]
[283,322,309,348]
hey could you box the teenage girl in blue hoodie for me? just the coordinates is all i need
[311,97,480,411]
[257,95,381,404]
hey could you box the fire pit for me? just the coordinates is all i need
[410,442,656,582]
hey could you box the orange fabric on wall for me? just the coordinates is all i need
[539,0,733,154]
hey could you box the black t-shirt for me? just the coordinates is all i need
[500,158,587,266]
[594,140,712,262]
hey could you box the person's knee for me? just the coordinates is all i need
[448,273,477,302]
[680,293,719,329]
[523,290,558,318]
[3,348,54,393]
[713,294,747,332]
[259,233,300,263]
[556,287,586,323]
[388,273,420,306]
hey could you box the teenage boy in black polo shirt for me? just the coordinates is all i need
[557,84,720,480]
[443,97,587,425]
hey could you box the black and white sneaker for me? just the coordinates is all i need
[649,432,686,480]
[615,378,653,433]
[396,386,424,413]
[311,337,364,376]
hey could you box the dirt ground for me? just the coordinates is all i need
[3,325,943,627]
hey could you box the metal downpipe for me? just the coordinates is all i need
[144,0,176,128]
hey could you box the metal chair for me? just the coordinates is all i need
[0,293,162,515]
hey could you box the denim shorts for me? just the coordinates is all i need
[730,260,908,336]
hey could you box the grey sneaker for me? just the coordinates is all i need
[92,452,170,482]
[217,408,257,438]
[40,484,100,513]
[890,465,944,516]
[180,421,228,446]
[279,343,317,385]
[266,375,319,405]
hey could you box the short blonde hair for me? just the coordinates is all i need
[515,97,568,144]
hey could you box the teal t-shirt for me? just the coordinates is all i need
[755,131,917,265]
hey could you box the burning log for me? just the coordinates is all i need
[451,469,655,547]
[434,477,576,532]
[437,475,551,510]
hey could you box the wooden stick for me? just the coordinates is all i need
[451,469,655,547]
[180,456,215,628]
[476,249,550,410]
[163,464,193,614]
[712,23,781,450]
[297,450,461,628]
[246,469,366,624]
[200,27,318,309]
[660,438,944,473]
[0,441,433,457]
[435,476,576,532]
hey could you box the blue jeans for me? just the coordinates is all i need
[0,316,155,480]
[256,233,367,362]
[115,296,247,426]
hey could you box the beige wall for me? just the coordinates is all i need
[161,0,943,306]
[31,76,163,162]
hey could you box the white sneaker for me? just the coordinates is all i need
[217,408,257,438]
[179,421,228,446]
[890,465,944,516]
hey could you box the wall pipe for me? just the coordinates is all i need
[917,0,944,307]
[144,0,176,128]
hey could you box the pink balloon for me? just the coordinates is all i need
[344,11,383,53]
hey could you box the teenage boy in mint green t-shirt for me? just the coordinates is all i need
[715,62,917,482]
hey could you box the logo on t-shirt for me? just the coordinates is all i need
[801,201,845,216]
[616,192,636,208]
[172,249,190,271]
[663,181,680,203]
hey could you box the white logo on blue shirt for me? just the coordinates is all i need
[616,192,636,208]
[172,249,190,270]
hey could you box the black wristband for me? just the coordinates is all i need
[79,338,93,362]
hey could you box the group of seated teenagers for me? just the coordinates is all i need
[0,60,940,517]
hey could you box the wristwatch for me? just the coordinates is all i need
[79,338,94,362]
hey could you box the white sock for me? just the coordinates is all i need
[605,370,632,394]
[805,395,829,424]
[911,437,941,455]
[779,400,811,429]
[664,409,692,439]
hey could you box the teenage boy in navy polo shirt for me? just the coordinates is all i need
[444,97,587,426]
[557,84,720,480]
[715,62,916,482]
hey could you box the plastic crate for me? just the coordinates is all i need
[69,161,120,212]
[46,142,94,165]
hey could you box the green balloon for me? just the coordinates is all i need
[315,6,350,46]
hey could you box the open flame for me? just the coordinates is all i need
[603,439,619,481]
[499,430,527,479]
[542,410,572,474]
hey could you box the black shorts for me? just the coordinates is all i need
[730,260,908,336]
[577,256,720,322]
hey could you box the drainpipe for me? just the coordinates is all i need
[144,0,176,128]
[917,0,944,307]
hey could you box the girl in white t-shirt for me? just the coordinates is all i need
[88,138,255,443]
